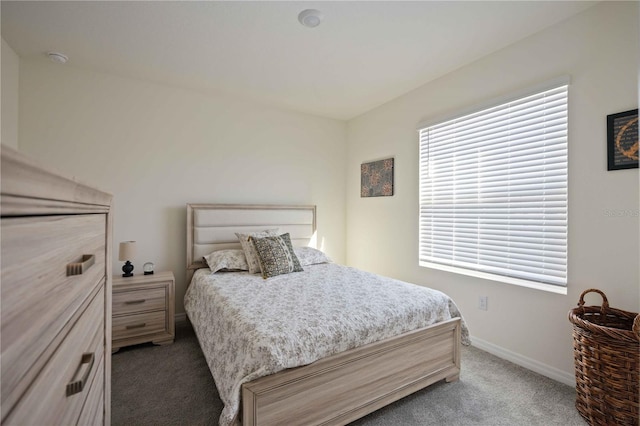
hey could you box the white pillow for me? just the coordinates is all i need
[235,229,280,274]
[294,246,332,266]
[203,249,248,274]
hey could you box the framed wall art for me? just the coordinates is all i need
[607,108,638,170]
[361,157,394,197]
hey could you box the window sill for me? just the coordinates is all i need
[419,261,567,295]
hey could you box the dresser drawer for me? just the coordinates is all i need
[1,214,106,411]
[1,146,112,425]
[4,287,105,425]
[77,356,105,426]
[113,310,167,341]
[113,286,166,316]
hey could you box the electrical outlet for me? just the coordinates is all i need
[478,296,488,311]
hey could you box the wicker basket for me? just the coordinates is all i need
[568,289,639,426]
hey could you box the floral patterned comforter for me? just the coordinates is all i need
[184,263,470,426]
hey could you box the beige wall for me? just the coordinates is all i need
[1,37,19,149]
[18,60,347,314]
[10,1,640,385]
[346,2,639,384]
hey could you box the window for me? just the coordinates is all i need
[418,80,568,289]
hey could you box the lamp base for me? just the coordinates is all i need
[122,260,134,277]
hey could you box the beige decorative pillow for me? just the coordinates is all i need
[235,229,280,274]
[250,233,303,279]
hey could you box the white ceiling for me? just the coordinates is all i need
[1,1,596,120]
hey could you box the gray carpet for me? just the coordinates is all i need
[112,321,586,426]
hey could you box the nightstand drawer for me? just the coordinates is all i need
[112,311,167,341]
[1,214,106,412]
[113,287,166,316]
[4,287,105,425]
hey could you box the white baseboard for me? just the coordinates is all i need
[175,312,188,323]
[470,336,575,387]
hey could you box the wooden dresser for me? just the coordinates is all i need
[1,146,112,425]
[112,271,175,352]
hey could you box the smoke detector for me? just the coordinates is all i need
[47,52,68,64]
[298,9,323,28]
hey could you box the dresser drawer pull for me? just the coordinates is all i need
[66,254,96,276]
[125,299,146,305]
[66,352,95,397]
[126,323,146,330]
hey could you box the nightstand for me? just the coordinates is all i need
[112,271,175,352]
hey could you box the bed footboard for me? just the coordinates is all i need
[242,317,461,426]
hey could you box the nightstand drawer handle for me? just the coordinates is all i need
[66,254,96,276]
[125,299,146,305]
[66,352,95,397]
[126,323,146,330]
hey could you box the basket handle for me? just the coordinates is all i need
[577,288,609,315]
[634,315,640,338]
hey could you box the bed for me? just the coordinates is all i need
[183,203,469,426]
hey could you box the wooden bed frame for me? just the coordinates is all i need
[186,203,461,426]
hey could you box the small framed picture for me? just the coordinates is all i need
[361,158,394,197]
[607,109,638,170]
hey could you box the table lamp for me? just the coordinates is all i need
[118,241,137,277]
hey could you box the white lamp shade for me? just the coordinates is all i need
[118,241,137,261]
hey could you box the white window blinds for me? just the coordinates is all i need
[418,83,568,286]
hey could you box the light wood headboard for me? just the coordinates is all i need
[186,203,316,283]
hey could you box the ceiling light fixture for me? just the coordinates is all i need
[47,52,68,64]
[298,9,323,28]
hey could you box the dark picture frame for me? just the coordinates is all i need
[361,158,394,197]
[607,109,638,170]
